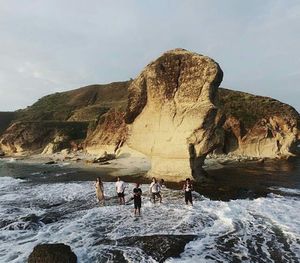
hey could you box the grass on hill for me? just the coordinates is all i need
[218,88,300,130]
[16,81,131,122]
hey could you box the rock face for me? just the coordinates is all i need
[218,89,300,158]
[0,121,88,155]
[125,49,224,179]
[84,109,128,154]
[0,82,129,156]
[28,243,77,263]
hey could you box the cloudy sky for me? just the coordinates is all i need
[0,0,299,111]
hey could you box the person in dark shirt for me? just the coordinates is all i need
[133,183,142,216]
[183,178,193,205]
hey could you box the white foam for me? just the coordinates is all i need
[269,186,300,195]
[0,176,25,190]
[0,180,299,262]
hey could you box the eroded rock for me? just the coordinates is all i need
[125,49,224,180]
[218,88,300,158]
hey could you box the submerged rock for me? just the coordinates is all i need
[125,48,224,180]
[28,243,77,263]
[95,234,196,263]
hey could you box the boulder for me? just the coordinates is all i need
[28,243,77,263]
[125,49,224,180]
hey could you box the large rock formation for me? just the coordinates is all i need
[125,49,224,179]
[217,88,300,158]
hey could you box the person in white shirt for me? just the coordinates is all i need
[115,177,126,205]
[149,177,162,203]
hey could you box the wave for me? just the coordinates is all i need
[0,182,299,262]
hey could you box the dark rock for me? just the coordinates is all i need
[0,150,5,156]
[93,152,116,163]
[21,214,40,223]
[95,234,195,263]
[99,161,110,165]
[44,161,56,165]
[28,243,77,263]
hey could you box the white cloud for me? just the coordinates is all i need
[0,0,299,111]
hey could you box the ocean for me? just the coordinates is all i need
[0,158,299,262]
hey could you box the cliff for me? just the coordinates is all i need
[217,89,300,158]
[0,121,89,155]
[0,82,130,155]
[0,49,299,180]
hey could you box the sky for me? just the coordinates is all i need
[0,0,299,111]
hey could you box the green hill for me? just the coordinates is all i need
[16,81,131,122]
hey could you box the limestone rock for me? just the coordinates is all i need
[85,109,128,154]
[125,49,224,179]
[217,88,300,158]
[41,134,69,155]
[28,243,77,263]
[0,121,88,155]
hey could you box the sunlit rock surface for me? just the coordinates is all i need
[125,49,224,180]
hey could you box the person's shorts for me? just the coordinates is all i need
[185,191,192,203]
[152,192,161,199]
[134,199,141,209]
[117,192,124,198]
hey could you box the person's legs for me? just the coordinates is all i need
[186,192,192,205]
[121,192,125,205]
[137,200,141,216]
[152,193,156,203]
[134,201,141,216]
[158,193,162,203]
[189,193,193,206]
[117,193,122,205]
[185,192,189,205]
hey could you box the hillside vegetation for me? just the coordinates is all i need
[218,88,300,129]
[16,81,131,122]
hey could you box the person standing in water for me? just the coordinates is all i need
[183,178,193,205]
[95,177,105,205]
[149,177,162,203]
[115,177,126,205]
[133,183,142,216]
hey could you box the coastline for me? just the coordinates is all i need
[0,148,279,183]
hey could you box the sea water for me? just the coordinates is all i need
[0,158,299,262]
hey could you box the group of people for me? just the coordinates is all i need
[95,176,194,216]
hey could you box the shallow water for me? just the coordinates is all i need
[0,158,299,262]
